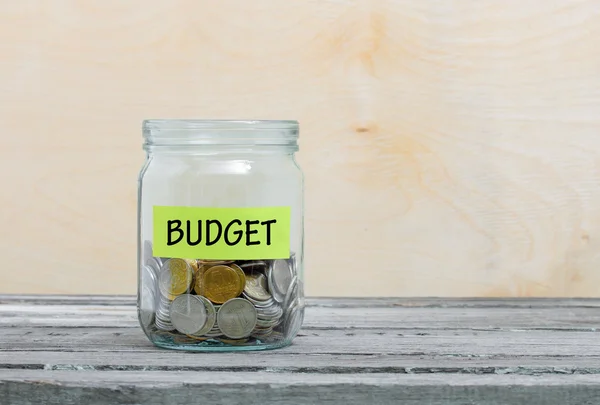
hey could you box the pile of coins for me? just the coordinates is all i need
[139,242,302,345]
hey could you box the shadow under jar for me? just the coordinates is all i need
[137,119,305,351]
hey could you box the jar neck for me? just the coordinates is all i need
[143,119,299,155]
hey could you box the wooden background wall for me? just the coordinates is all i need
[1,0,599,297]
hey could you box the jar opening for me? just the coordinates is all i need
[143,119,299,150]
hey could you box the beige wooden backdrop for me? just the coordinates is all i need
[1,0,600,297]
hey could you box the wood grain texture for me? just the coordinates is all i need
[1,1,600,296]
[2,296,600,405]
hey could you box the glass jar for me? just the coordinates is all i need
[137,119,304,351]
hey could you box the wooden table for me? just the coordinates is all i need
[1,296,599,404]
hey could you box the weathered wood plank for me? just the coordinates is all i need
[2,371,600,405]
[2,327,600,358]
[2,296,600,404]
[4,350,600,375]
[3,295,600,308]
[2,304,599,330]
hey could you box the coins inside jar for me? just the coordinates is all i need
[140,245,301,345]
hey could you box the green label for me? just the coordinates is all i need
[152,206,291,260]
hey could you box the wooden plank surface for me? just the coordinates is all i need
[1,296,600,404]
[2,1,600,298]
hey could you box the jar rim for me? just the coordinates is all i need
[142,119,299,150]
[143,119,299,131]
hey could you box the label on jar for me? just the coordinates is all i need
[152,206,291,259]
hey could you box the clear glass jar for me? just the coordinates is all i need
[137,119,304,351]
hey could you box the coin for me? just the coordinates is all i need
[221,338,249,345]
[145,257,162,280]
[283,276,299,315]
[205,318,223,337]
[157,295,172,316]
[257,304,282,318]
[142,241,156,267]
[194,268,205,296]
[255,318,279,327]
[184,259,199,273]
[288,253,296,273]
[243,293,275,307]
[252,327,274,337]
[191,296,217,336]
[141,265,157,298]
[284,302,304,339]
[203,265,243,304]
[170,294,208,335]
[139,270,157,327]
[155,304,175,330]
[198,259,234,265]
[138,300,155,327]
[240,261,268,273]
[156,319,175,331]
[269,259,293,303]
[158,259,193,299]
[217,298,257,339]
[230,264,246,296]
[184,334,209,341]
[244,273,271,301]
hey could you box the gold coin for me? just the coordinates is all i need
[203,265,243,304]
[230,263,246,296]
[185,334,209,341]
[184,259,199,273]
[158,258,193,298]
[193,264,212,295]
[198,259,234,265]
[221,338,249,345]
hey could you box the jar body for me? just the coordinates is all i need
[137,120,304,351]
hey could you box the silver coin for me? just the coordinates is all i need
[156,310,172,322]
[155,317,175,331]
[217,298,257,339]
[256,301,282,314]
[252,326,274,338]
[257,306,283,320]
[190,296,216,336]
[256,313,279,323]
[284,302,304,339]
[170,294,208,335]
[265,265,283,302]
[242,292,275,307]
[142,240,154,264]
[288,253,297,274]
[139,309,155,328]
[156,296,173,324]
[243,273,271,301]
[139,282,157,327]
[140,267,157,308]
[283,276,299,314]
[257,309,281,319]
[157,307,171,318]
[270,259,293,303]
[255,317,279,327]
[145,257,161,280]
[205,322,223,336]
[252,330,274,338]
[141,264,157,286]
